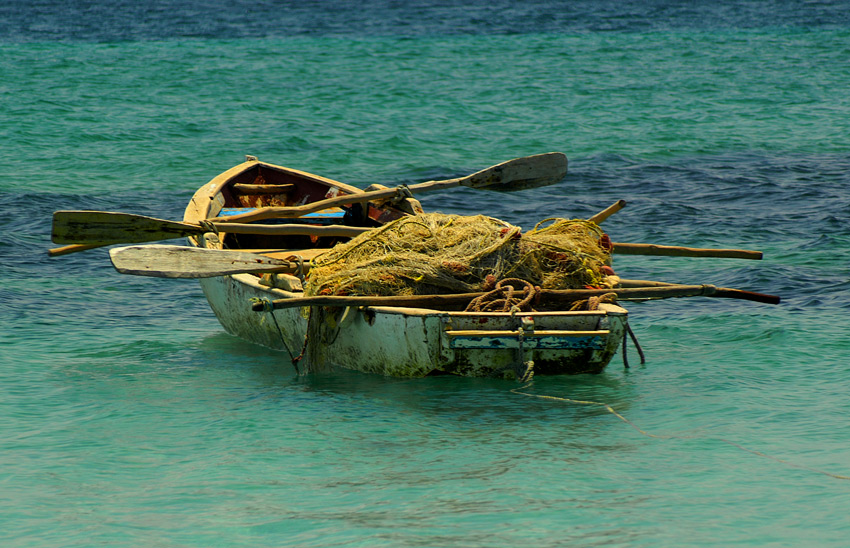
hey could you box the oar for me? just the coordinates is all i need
[109,245,308,278]
[617,279,779,303]
[618,279,678,288]
[251,284,780,311]
[49,152,568,254]
[47,243,102,257]
[612,243,762,260]
[100,238,764,282]
[51,211,371,246]
[106,245,780,304]
[51,216,765,261]
[212,152,568,223]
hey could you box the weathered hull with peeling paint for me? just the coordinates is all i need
[199,272,627,378]
[185,157,628,378]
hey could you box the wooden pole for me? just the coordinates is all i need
[588,200,626,225]
[252,284,779,311]
[612,243,762,260]
[47,243,103,257]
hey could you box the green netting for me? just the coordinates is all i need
[304,213,611,297]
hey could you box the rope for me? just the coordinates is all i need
[517,357,534,383]
[198,219,219,235]
[621,323,645,369]
[569,292,619,311]
[291,306,313,370]
[288,254,307,284]
[626,323,645,365]
[622,328,630,369]
[391,184,415,206]
[465,278,541,312]
[249,298,299,374]
[511,382,850,481]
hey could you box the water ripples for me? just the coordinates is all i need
[2,13,850,546]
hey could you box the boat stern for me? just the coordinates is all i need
[437,304,628,378]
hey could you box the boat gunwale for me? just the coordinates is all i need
[233,272,627,318]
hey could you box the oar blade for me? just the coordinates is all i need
[52,211,201,245]
[461,152,568,191]
[109,245,295,278]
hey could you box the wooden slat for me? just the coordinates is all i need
[446,330,608,337]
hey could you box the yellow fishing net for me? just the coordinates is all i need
[304,213,611,297]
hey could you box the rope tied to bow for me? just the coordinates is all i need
[391,184,415,206]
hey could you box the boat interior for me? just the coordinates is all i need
[206,162,413,253]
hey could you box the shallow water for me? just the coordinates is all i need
[2,2,850,546]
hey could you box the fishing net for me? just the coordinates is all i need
[304,213,612,297]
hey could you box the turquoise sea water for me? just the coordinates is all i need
[2,2,850,546]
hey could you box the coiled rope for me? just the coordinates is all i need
[568,292,619,311]
[465,278,540,312]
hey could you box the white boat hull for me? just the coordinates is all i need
[200,273,627,378]
[185,157,628,378]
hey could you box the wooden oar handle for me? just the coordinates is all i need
[48,243,103,256]
[612,243,763,260]
[614,279,781,304]
[588,200,626,225]
[711,288,781,305]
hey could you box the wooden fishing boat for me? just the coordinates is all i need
[180,156,629,378]
[51,154,779,377]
